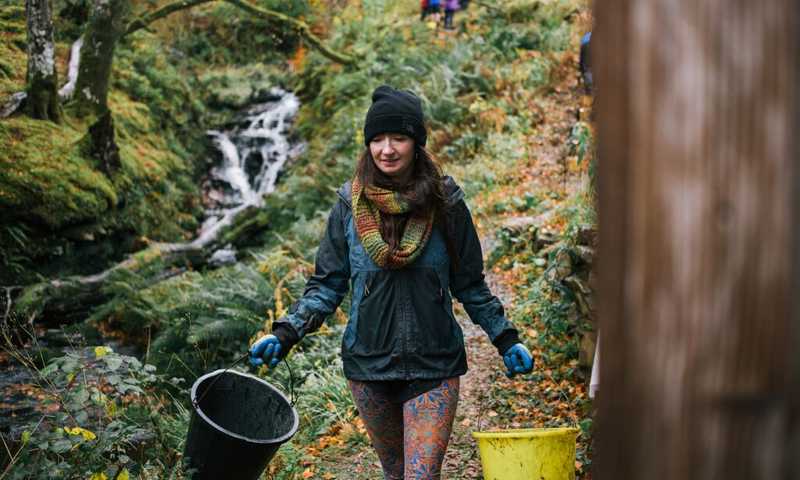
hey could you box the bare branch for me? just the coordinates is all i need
[1,286,22,322]
[58,37,83,100]
[224,0,356,65]
[0,92,26,118]
[124,0,214,36]
[123,0,356,65]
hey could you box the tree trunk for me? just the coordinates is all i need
[594,1,799,479]
[87,111,121,176]
[72,0,130,117]
[25,0,60,122]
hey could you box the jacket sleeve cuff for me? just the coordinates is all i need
[272,323,300,353]
[492,329,521,355]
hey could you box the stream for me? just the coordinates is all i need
[0,87,302,437]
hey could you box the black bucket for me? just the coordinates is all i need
[183,369,299,479]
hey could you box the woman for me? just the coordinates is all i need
[250,85,534,479]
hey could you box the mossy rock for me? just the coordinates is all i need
[0,116,117,228]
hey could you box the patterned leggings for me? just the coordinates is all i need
[348,378,460,480]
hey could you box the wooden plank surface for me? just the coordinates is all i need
[593,1,799,478]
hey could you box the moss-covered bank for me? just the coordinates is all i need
[0,0,313,284]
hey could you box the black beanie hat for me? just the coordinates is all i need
[363,85,427,147]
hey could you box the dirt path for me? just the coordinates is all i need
[441,271,516,479]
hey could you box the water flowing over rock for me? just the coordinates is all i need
[198,88,302,251]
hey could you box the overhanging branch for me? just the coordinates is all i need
[224,0,355,65]
[124,0,356,66]
[124,0,213,36]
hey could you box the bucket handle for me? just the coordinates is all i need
[192,353,299,410]
[192,352,250,409]
[281,357,298,407]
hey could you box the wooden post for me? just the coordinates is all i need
[593,1,799,479]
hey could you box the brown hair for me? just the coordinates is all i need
[355,145,458,268]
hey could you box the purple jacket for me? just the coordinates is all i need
[445,0,460,10]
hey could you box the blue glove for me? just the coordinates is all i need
[249,335,283,368]
[503,343,534,378]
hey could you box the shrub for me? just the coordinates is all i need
[2,343,188,479]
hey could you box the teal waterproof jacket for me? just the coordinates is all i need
[272,177,520,381]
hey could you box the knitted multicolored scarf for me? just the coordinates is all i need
[352,177,434,269]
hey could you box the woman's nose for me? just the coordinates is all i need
[379,138,395,154]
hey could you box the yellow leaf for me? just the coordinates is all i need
[64,426,97,441]
[117,469,130,480]
[94,346,112,358]
[88,474,108,480]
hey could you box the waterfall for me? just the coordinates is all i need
[193,88,303,261]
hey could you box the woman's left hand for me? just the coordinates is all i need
[503,343,534,378]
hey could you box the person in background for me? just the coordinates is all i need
[422,0,441,25]
[249,85,534,480]
[443,0,460,30]
[420,0,429,21]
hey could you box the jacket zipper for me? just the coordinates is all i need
[402,271,410,380]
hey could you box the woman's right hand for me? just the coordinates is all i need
[249,335,283,368]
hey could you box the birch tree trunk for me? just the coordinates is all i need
[25,0,60,122]
[593,1,799,479]
[72,0,130,117]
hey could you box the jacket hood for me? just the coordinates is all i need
[337,175,464,209]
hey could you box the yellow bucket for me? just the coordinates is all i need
[472,427,579,480]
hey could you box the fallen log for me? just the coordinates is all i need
[12,203,272,325]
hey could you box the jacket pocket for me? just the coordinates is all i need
[412,268,460,354]
[353,270,399,355]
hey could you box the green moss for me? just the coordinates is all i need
[0,6,27,98]
[0,117,117,227]
[0,96,199,235]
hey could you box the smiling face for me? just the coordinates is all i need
[369,133,415,182]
